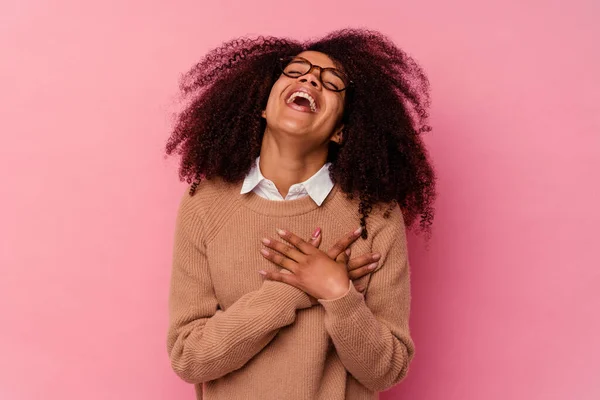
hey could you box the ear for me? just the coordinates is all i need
[261,110,267,119]
[329,124,344,144]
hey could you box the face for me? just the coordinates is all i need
[261,51,347,147]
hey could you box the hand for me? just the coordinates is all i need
[344,247,381,287]
[304,228,381,305]
[307,227,381,282]
[258,227,365,300]
[271,227,381,304]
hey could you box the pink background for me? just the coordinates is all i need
[1,0,599,399]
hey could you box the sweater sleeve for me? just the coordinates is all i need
[167,194,312,384]
[317,213,415,392]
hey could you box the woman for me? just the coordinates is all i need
[166,28,435,400]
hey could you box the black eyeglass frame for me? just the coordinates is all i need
[278,56,353,92]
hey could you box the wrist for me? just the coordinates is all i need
[319,279,352,301]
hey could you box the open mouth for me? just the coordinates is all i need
[286,91,318,113]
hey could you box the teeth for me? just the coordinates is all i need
[286,91,317,112]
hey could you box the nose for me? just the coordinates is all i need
[298,65,322,89]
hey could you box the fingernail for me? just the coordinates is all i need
[345,248,351,256]
[260,249,269,256]
[276,228,287,236]
[258,270,267,276]
[367,262,377,270]
[372,253,381,261]
[354,227,363,235]
[261,238,270,245]
[312,227,321,238]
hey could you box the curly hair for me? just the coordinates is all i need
[165,28,436,237]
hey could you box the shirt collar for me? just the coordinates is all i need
[240,157,334,206]
[240,157,266,195]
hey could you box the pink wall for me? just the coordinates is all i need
[1,0,598,399]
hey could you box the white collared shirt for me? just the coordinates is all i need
[240,157,334,206]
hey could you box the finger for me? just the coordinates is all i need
[348,262,378,280]
[309,235,322,248]
[354,283,365,292]
[348,253,380,271]
[260,248,299,273]
[327,227,363,259]
[309,227,322,248]
[258,269,297,286]
[276,228,316,255]
[262,237,304,263]
[335,247,351,264]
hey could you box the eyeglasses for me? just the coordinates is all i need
[279,56,352,92]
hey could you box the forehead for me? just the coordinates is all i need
[295,51,339,69]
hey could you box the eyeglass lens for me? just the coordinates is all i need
[282,58,348,91]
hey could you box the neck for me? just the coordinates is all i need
[259,130,328,198]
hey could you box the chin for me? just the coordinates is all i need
[272,119,315,136]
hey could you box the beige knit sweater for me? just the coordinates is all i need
[167,178,414,400]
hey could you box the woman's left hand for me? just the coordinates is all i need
[259,228,361,300]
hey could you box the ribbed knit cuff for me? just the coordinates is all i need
[262,280,313,310]
[317,281,364,318]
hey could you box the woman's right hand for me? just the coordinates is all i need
[306,227,380,304]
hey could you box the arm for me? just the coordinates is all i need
[317,215,415,391]
[167,196,312,384]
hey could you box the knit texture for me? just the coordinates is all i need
[167,178,415,400]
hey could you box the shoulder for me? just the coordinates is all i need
[326,188,406,240]
[176,177,243,231]
[369,202,406,239]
